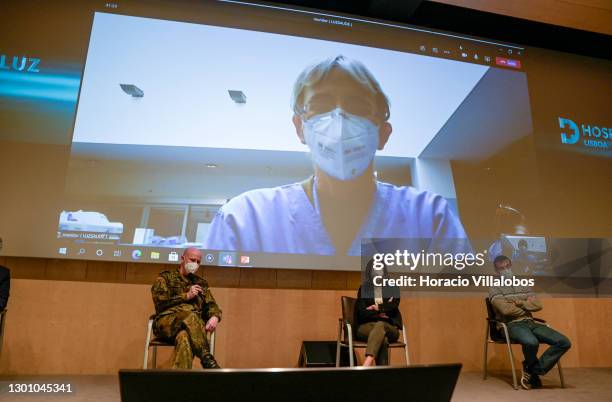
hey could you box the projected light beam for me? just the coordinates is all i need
[0,71,80,102]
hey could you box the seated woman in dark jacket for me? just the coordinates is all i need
[355,260,402,366]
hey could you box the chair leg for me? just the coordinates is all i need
[501,324,518,390]
[505,341,518,390]
[336,320,342,367]
[483,322,489,380]
[347,325,355,367]
[402,324,410,366]
[557,360,565,388]
[143,318,153,369]
[210,330,216,356]
[152,345,158,369]
[143,346,149,370]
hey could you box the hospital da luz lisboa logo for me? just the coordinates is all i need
[558,117,610,150]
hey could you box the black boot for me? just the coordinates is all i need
[530,373,542,388]
[201,354,221,369]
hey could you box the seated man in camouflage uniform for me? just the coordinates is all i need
[151,247,221,369]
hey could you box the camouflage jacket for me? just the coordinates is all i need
[151,268,222,321]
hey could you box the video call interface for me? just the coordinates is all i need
[1,0,610,271]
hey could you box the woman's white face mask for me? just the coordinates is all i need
[303,107,379,181]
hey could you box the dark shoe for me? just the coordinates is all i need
[520,370,532,390]
[530,373,542,388]
[201,354,220,369]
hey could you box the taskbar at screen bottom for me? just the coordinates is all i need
[52,242,362,270]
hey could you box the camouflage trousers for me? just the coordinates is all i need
[154,310,211,369]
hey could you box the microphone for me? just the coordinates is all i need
[190,278,204,303]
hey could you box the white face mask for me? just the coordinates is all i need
[514,225,527,235]
[303,107,379,181]
[184,261,199,274]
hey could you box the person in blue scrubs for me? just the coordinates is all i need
[204,55,469,256]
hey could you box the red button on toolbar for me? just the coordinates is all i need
[495,57,521,69]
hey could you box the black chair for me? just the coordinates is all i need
[143,314,216,369]
[336,296,409,367]
[483,297,565,389]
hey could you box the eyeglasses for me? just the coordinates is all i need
[301,95,381,122]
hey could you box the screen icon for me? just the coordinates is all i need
[150,251,160,260]
[96,249,104,256]
[419,45,426,52]
[168,251,179,262]
[113,250,122,257]
[219,252,237,267]
[461,52,468,58]
[484,56,491,62]
[205,253,215,263]
[473,54,479,60]
[132,249,142,260]
[240,255,250,265]
[432,47,439,54]
[78,248,86,255]
[58,247,67,255]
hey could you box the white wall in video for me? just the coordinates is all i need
[73,12,489,158]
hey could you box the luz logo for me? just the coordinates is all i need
[0,54,40,72]
[558,117,610,150]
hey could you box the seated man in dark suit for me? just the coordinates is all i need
[0,266,8,312]
[0,238,10,311]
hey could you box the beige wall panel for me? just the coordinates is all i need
[0,280,150,374]
[202,266,241,288]
[276,269,313,289]
[45,259,87,281]
[1,280,611,375]
[125,263,163,285]
[572,298,612,367]
[312,271,348,290]
[239,268,277,289]
[5,257,46,279]
[85,261,126,283]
